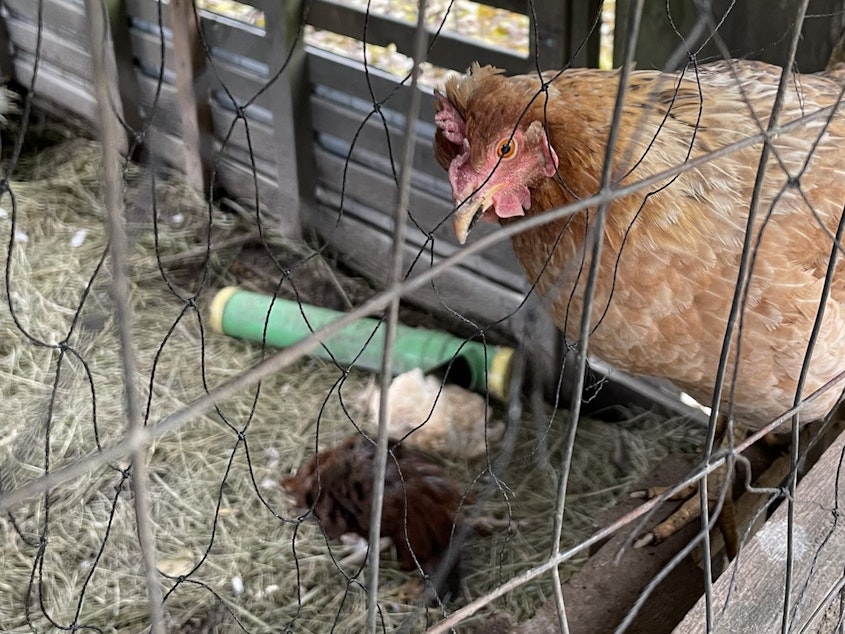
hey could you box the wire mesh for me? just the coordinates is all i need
[2,0,845,632]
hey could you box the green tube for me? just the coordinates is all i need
[209,287,513,400]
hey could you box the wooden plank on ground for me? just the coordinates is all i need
[518,456,706,634]
[675,429,845,633]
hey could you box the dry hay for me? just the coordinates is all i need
[0,136,703,632]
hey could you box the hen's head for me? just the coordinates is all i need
[434,64,559,244]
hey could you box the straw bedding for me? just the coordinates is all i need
[0,132,702,632]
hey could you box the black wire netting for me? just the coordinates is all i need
[3,1,845,633]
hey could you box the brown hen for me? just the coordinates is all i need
[282,434,467,598]
[434,60,845,544]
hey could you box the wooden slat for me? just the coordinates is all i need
[676,429,845,633]
[3,0,88,45]
[5,14,91,79]
[313,147,525,287]
[209,107,274,165]
[129,23,273,111]
[314,145,452,234]
[315,126,451,204]
[307,46,435,123]
[306,0,528,74]
[310,94,445,186]
[307,193,528,334]
[126,0,268,63]
[12,50,97,119]
[133,71,276,166]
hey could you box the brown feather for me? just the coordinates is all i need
[282,435,468,597]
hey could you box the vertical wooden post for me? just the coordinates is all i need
[263,0,315,237]
[568,0,601,68]
[103,0,146,158]
[169,0,214,194]
[0,17,14,83]
[81,0,129,155]
[529,0,601,69]
[529,0,567,69]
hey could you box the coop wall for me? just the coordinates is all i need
[0,0,603,338]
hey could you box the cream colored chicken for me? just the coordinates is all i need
[364,369,503,459]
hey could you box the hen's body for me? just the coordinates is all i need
[436,61,845,429]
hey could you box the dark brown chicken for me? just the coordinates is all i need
[282,434,467,598]
[434,60,845,543]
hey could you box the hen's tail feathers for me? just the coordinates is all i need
[826,25,845,71]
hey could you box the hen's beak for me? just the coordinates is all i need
[453,184,501,244]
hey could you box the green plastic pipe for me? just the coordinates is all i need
[209,287,513,400]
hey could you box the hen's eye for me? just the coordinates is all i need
[497,139,516,159]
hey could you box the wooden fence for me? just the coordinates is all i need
[6,0,842,415]
[2,1,842,337]
[0,0,602,339]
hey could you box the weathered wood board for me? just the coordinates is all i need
[675,431,845,633]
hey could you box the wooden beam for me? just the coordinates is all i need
[516,456,705,634]
[168,0,214,193]
[676,428,845,633]
[80,0,128,155]
[103,0,146,152]
[263,0,313,237]
[306,0,528,74]
[0,10,14,83]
